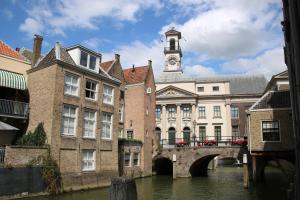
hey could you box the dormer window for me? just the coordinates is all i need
[80,50,97,71]
[89,55,96,70]
[80,51,88,67]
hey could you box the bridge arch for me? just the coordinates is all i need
[153,156,173,175]
[189,154,219,177]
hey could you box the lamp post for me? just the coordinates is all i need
[193,120,197,147]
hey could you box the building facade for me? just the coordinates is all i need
[247,70,294,183]
[27,40,122,190]
[0,40,31,145]
[155,28,267,147]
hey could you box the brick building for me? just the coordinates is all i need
[27,38,122,190]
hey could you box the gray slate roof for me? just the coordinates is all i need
[0,121,19,131]
[156,72,267,95]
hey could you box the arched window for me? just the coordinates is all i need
[170,39,176,50]
[168,127,176,145]
[183,127,191,143]
[155,127,161,142]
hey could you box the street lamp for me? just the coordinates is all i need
[192,120,197,146]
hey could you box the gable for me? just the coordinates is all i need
[156,85,196,98]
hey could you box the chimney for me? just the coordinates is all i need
[115,54,120,61]
[55,42,61,60]
[15,47,20,52]
[148,60,152,67]
[32,34,43,67]
[132,64,135,72]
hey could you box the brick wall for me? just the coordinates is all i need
[4,146,48,167]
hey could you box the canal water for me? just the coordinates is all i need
[26,166,289,200]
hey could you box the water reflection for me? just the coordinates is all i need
[25,166,289,200]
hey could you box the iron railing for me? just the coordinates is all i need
[0,99,29,119]
[159,136,247,149]
[0,147,5,164]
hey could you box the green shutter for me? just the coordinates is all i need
[0,70,26,90]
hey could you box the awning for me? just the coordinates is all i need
[0,69,26,90]
[0,121,19,131]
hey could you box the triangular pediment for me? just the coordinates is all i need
[156,85,196,98]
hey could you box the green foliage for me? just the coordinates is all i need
[16,123,46,146]
[41,151,62,194]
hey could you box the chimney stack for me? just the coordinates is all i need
[15,47,20,52]
[132,64,135,72]
[148,60,152,67]
[32,34,43,68]
[115,54,120,61]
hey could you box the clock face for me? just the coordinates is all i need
[168,57,177,65]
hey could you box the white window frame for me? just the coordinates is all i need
[213,106,221,118]
[101,112,113,140]
[80,50,97,71]
[133,152,140,166]
[64,74,80,96]
[168,106,176,118]
[81,150,95,171]
[119,104,124,123]
[182,106,191,118]
[85,79,97,101]
[103,84,114,105]
[83,110,96,139]
[124,152,131,167]
[261,120,281,142]
[198,106,206,118]
[231,106,239,119]
[61,105,77,136]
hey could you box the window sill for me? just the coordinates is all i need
[61,134,76,138]
[82,169,96,173]
[198,117,206,119]
[103,102,114,107]
[213,116,222,119]
[83,137,96,140]
[101,138,112,141]
[85,97,97,102]
[64,94,80,99]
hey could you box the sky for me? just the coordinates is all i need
[0,0,286,79]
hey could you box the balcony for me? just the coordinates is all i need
[0,99,29,119]
[164,47,182,56]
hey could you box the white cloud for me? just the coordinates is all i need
[102,40,164,77]
[19,18,44,37]
[163,0,283,60]
[222,47,286,79]
[184,64,217,77]
[19,0,163,37]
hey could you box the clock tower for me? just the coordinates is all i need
[164,27,182,72]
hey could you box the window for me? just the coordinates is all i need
[232,126,240,140]
[213,106,221,118]
[231,107,239,118]
[262,121,280,142]
[61,105,77,136]
[183,106,191,118]
[214,126,222,141]
[85,80,97,100]
[133,153,139,166]
[155,107,161,120]
[101,112,113,139]
[213,86,219,91]
[89,55,96,70]
[80,51,88,67]
[168,106,176,118]
[198,106,206,118]
[124,152,131,167]
[197,87,204,92]
[82,150,95,171]
[119,129,124,138]
[64,74,79,96]
[170,39,175,50]
[127,130,133,140]
[119,104,124,122]
[120,90,125,99]
[103,85,114,105]
[83,110,96,138]
[199,126,206,140]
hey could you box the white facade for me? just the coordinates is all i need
[155,28,265,145]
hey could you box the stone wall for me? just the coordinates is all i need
[4,146,48,167]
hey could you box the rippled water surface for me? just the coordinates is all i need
[26,166,289,200]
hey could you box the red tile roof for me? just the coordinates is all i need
[0,41,28,62]
[100,60,114,72]
[123,65,149,84]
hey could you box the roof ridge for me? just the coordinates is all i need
[0,40,29,62]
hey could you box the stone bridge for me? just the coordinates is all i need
[153,146,247,177]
